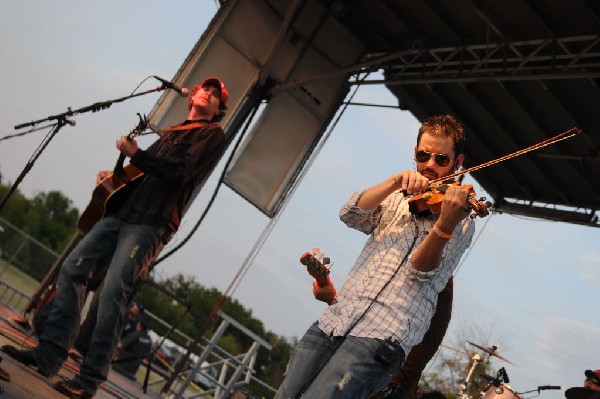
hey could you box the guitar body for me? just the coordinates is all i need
[77,164,144,234]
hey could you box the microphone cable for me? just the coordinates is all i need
[150,99,261,268]
[293,229,419,398]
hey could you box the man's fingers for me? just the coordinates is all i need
[400,171,429,194]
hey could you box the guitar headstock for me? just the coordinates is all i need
[115,113,150,173]
[127,113,148,140]
[300,248,332,285]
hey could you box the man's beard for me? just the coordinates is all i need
[419,168,439,179]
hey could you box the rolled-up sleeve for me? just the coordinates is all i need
[406,218,475,285]
[339,191,382,234]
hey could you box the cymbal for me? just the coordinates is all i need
[466,341,514,365]
[440,343,470,356]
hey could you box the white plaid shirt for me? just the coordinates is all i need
[318,190,475,355]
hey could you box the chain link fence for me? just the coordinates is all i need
[0,216,60,283]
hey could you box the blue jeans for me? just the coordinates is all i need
[32,216,169,395]
[275,322,406,399]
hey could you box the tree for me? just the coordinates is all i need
[421,315,510,399]
[28,191,79,251]
[0,183,79,253]
[135,273,294,397]
[0,184,30,228]
[0,182,79,280]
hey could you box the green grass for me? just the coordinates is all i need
[0,259,40,296]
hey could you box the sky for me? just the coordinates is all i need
[0,2,599,399]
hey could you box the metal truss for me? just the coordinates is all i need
[492,197,599,228]
[351,35,600,85]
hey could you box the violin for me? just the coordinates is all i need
[408,180,491,219]
[406,126,582,219]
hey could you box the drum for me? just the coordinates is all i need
[481,384,522,399]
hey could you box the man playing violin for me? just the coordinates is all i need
[275,114,476,399]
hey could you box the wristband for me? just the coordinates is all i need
[432,224,452,239]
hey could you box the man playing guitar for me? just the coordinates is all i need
[2,77,229,399]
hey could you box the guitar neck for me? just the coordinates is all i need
[313,275,329,287]
[114,130,137,174]
[113,153,126,174]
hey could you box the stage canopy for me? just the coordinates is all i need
[151,0,600,227]
[322,0,600,227]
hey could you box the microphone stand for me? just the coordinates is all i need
[0,86,167,214]
[519,389,542,396]
[518,386,562,399]
[458,353,482,399]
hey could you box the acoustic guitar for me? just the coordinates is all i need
[76,114,148,234]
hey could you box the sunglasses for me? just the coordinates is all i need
[415,150,452,167]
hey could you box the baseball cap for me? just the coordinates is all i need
[201,77,228,109]
[187,77,229,112]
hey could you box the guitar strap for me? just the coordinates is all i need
[153,121,210,134]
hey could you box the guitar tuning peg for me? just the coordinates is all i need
[322,257,330,265]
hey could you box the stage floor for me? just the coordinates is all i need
[0,304,164,399]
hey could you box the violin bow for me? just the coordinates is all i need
[430,126,582,185]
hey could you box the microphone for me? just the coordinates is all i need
[500,367,510,383]
[153,75,189,97]
[538,386,561,391]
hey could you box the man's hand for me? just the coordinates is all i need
[358,170,429,210]
[436,184,473,233]
[313,276,337,305]
[96,170,111,185]
[116,136,139,157]
[391,170,429,195]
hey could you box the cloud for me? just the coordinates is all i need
[576,250,600,283]
[536,318,600,381]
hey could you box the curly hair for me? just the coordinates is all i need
[417,114,466,156]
